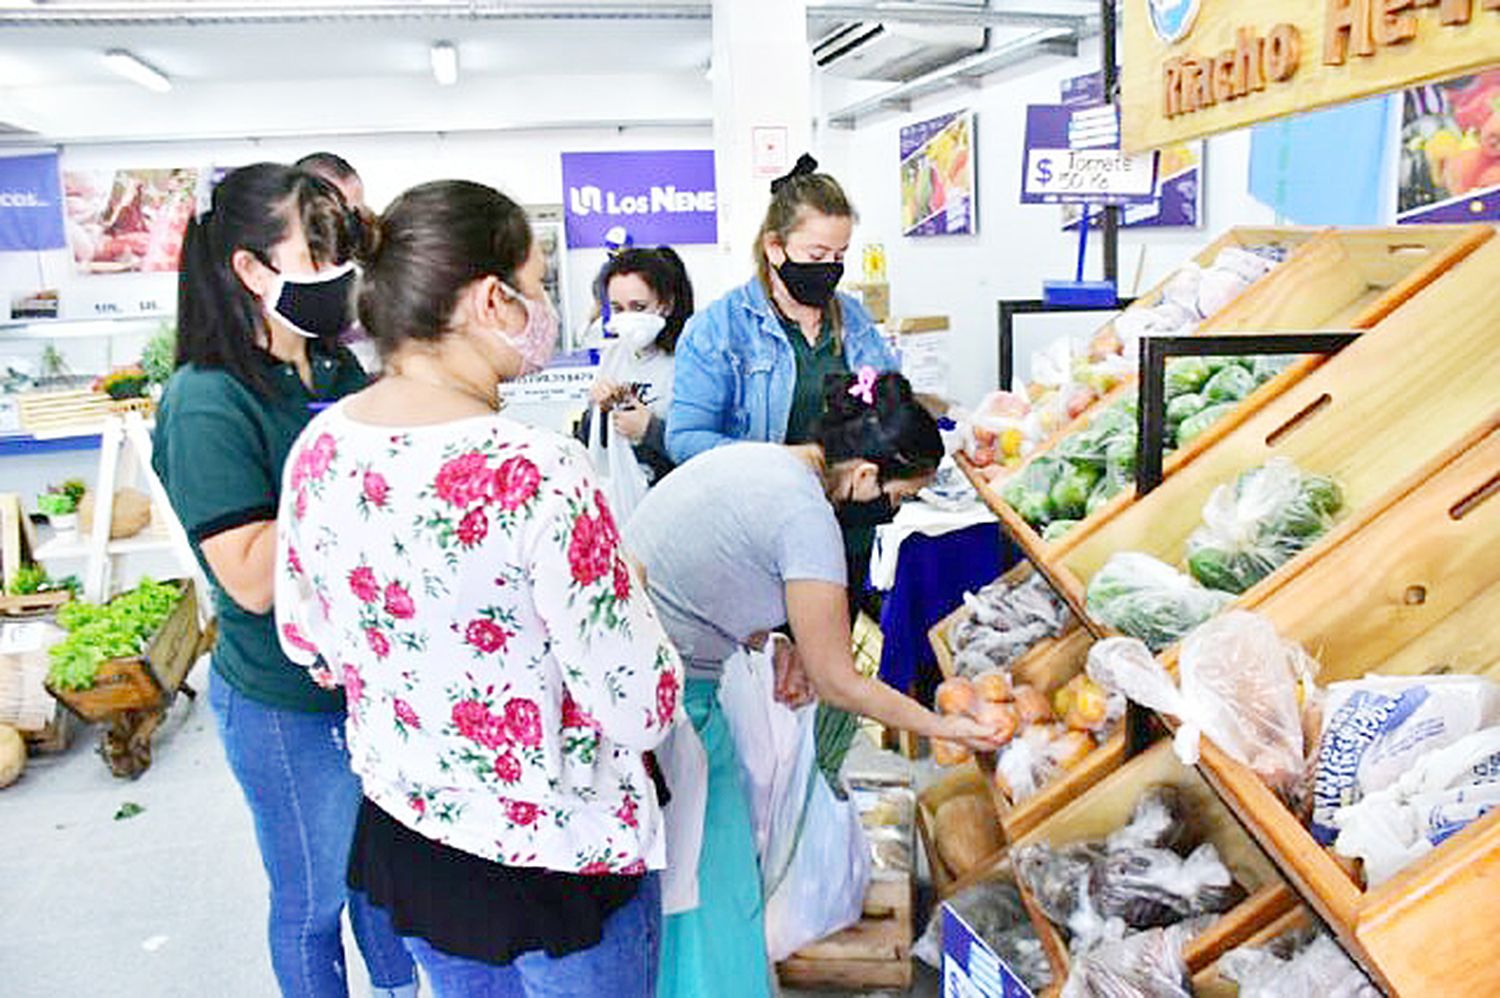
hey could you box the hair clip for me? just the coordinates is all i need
[770,153,819,195]
[849,366,878,406]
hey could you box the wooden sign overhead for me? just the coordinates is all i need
[1122,0,1500,151]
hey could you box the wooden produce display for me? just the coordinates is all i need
[969,224,1493,599]
[1045,233,1500,630]
[1010,742,1296,993]
[44,579,212,778]
[917,762,1009,898]
[1184,416,1500,996]
[1011,740,1298,994]
[776,876,914,991]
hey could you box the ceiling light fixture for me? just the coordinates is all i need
[430,41,458,87]
[102,49,172,93]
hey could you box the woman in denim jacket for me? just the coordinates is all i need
[667,156,896,464]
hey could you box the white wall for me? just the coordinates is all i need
[0,122,738,356]
[817,37,1277,408]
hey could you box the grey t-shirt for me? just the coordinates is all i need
[625,443,847,679]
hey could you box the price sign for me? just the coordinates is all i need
[1021,104,1158,206]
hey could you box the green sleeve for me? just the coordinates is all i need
[155,382,277,543]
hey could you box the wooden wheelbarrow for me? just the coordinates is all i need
[46,579,216,779]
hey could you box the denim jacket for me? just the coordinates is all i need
[666,278,897,464]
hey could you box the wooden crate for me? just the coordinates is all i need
[17,390,154,439]
[776,875,914,991]
[1012,740,1298,992]
[1184,417,1500,997]
[977,224,1493,591]
[1048,232,1500,627]
[927,559,1054,679]
[917,761,1010,899]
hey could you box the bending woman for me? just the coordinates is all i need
[274,180,681,997]
[630,370,1006,998]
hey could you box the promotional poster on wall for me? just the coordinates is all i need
[64,168,199,274]
[900,109,977,237]
[1398,69,1500,224]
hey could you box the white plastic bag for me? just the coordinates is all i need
[1332,725,1500,885]
[1311,675,1500,844]
[654,719,709,915]
[717,644,802,859]
[761,702,872,962]
[585,404,650,525]
[1084,552,1234,651]
[1219,931,1380,998]
[1087,613,1317,806]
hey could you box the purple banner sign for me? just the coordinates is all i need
[561,150,717,249]
[0,152,66,252]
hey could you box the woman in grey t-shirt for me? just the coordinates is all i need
[629,370,1008,998]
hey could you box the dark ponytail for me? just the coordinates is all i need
[814,370,942,482]
[175,162,361,396]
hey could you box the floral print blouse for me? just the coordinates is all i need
[274,404,683,875]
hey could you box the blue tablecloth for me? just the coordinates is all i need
[877,523,1020,699]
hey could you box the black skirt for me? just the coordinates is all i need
[348,798,642,965]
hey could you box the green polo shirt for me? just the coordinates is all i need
[152,348,367,712]
[781,314,848,445]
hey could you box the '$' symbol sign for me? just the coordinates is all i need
[1034,158,1054,186]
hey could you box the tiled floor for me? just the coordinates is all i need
[0,659,939,997]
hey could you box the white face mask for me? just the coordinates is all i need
[607,311,667,351]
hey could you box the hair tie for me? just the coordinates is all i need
[848,366,877,407]
[770,153,819,195]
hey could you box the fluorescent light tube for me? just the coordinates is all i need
[103,49,172,93]
[431,42,458,87]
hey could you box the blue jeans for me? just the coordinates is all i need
[404,873,662,998]
[209,672,416,997]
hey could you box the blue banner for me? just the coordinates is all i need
[0,152,66,251]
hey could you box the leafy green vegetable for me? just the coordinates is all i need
[8,564,49,596]
[1166,392,1207,431]
[1202,364,1256,404]
[1049,463,1102,521]
[47,578,182,691]
[1165,357,1213,400]
[141,322,177,387]
[1086,552,1233,651]
[38,493,77,517]
[1002,457,1066,529]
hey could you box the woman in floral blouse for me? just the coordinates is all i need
[275,180,682,997]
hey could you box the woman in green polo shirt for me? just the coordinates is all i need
[152,163,415,998]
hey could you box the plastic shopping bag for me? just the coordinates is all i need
[761,702,872,962]
[654,720,709,915]
[717,644,802,859]
[586,404,650,525]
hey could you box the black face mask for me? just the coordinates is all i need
[838,496,898,529]
[264,262,357,340]
[776,257,844,308]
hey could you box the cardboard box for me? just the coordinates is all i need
[847,282,891,323]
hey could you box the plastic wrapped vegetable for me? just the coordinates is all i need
[1090,843,1243,928]
[1165,392,1207,438]
[1174,402,1237,449]
[1061,923,1197,998]
[1219,929,1381,998]
[1105,785,1197,855]
[1186,459,1344,594]
[1014,841,1109,928]
[1201,363,1256,404]
[1043,520,1081,543]
[1002,456,1065,527]
[1164,357,1212,401]
[1085,553,1234,651]
[1052,462,1103,521]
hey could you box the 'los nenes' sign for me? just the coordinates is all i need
[1123,0,1500,151]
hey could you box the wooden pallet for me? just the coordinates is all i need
[1048,232,1500,628]
[776,875,914,991]
[982,224,1493,595]
[1010,740,1298,996]
[1183,416,1500,997]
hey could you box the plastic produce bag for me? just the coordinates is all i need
[1091,843,1242,929]
[585,404,650,526]
[1331,725,1500,884]
[913,880,1054,992]
[1175,402,1237,449]
[1220,929,1381,998]
[1060,923,1196,998]
[761,701,872,961]
[1164,357,1212,401]
[1201,363,1255,404]
[1186,459,1344,594]
[1085,553,1234,651]
[1311,675,1500,844]
[1002,456,1065,528]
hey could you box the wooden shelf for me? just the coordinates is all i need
[35,528,175,562]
